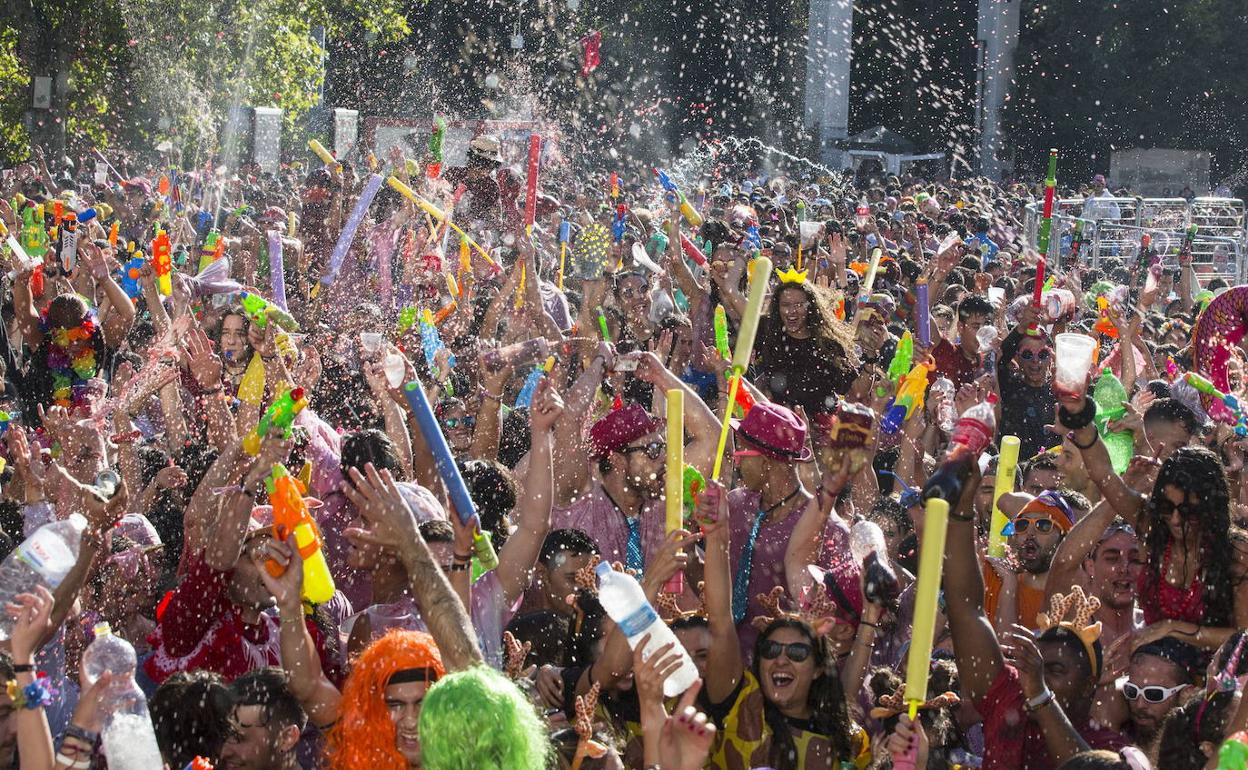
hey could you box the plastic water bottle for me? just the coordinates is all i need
[0,514,87,641]
[82,623,163,770]
[930,377,956,433]
[922,393,999,503]
[595,562,699,697]
[855,197,871,229]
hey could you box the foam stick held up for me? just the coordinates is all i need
[1036,149,1058,260]
[895,497,950,769]
[386,176,496,267]
[308,139,338,169]
[711,256,772,481]
[849,248,883,337]
[267,230,287,312]
[988,436,1021,558]
[515,356,554,409]
[915,279,930,347]
[665,388,685,594]
[321,173,384,290]
[558,220,571,290]
[403,381,477,525]
[524,134,541,234]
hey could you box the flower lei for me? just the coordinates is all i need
[42,308,99,409]
[7,673,57,710]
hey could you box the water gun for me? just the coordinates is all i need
[19,203,48,259]
[1185,372,1248,435]
[118,256,145,301]
[654,169,703,227]
[1180,223,1198,259]
[515,356,554,409]
[1219,731,1248,770]
[713,304,731,360]
[239,291,299,332]
[682,464,705,521]
[199,230,225,272]
[597,307,611,342]
[264,463,335,605]
[887,331,913,384]
[184,758,214,770]
[108,221,119,248]
[611,203,627,243]
[59,212,79,274]
[0,411,10,437]
[880,361,933,435]
[243,387,308,455]
[0,218,37,270]
[397,306,419,335]
[677,230,707,267]
[427,116,447,178]
[151,229,172,295]
[610,171,620,200]
[419,308,456,380]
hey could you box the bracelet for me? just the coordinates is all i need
[1067,430,1098,450]
[7,673,56,709]
[858,620,878,629]
[64,724,98,745]
[452,552,473,563]
[12,663,34,674]
[949,510,976,523]
[1024,688,1055,713]
[482,391,502,402]
[1057,396,1096,430]
[449,562,470,572]
[55,753,90,770]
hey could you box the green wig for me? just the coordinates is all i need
[418,665,551,770]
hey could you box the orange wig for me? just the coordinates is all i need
[326,629,446,770]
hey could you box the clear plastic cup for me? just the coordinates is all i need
[1054,333,1097,401]
[798,221,823,248]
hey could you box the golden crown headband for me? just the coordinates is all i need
[1035,585,1103,678]
[775,266,808,285]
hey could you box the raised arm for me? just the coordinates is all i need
[1060,400,1146,527]
[551,347,612,506]
[698,480,744,705]
[343,463,484,671]
[943,465,1007,703]
[494,378,561,603]
[256,537,343,728]
[633,352,720,478]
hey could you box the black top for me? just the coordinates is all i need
[753,319,854,416]
[997,328,1058,458]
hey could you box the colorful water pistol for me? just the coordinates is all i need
[239,291,299,332]
[515,356,555,409]
[419,308,456,382]
[19,203,48,259]
[151,229,172,296]
[1219,731,1248,770]
[118,256,145,301]
[880,361,932,435]
[887,331,914,384]
[0,218,37,270]
[243,387,308,456]
[713,304,731,360]
[199,230,225,272]
[427,116,447,178]
[610,171,620,199]
[611,204,627,243]
[654,169,703,227]
[597,307,611,342]
[1185,372,1248,435]
[264,463,335,605]
[59,212,78,274]
[397,306,419,335]
[682,464,705,521]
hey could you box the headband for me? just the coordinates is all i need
[387,667,440,686]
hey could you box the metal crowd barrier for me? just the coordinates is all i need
[1024,197,1248,284]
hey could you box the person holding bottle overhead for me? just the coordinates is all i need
[698,478,871,770]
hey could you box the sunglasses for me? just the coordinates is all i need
[1011,517,1056,534]
[443,416,476,429]
[1019,348,1052,362]
[760,640,813,663]
[621,441,666,460]
[1118,679,1188,704]
[1155,499,1200,519]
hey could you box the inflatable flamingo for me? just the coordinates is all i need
[1192,286,1248,425]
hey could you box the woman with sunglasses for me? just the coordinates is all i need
[698,479,869,770]
[1065,390,1248,653]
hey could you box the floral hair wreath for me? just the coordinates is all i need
[41,304,100,408]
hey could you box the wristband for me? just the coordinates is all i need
[11,663,33,674]
[1024,688,1054,713]
[449,562,470,572]
[452,552,473,563]
[1068,430,1098,450]
[1057,396,1096,430]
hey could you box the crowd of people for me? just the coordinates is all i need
[0,132,1245,770]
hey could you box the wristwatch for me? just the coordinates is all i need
[1025,688,1055,713]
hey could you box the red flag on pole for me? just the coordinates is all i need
[581,30,601,76]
